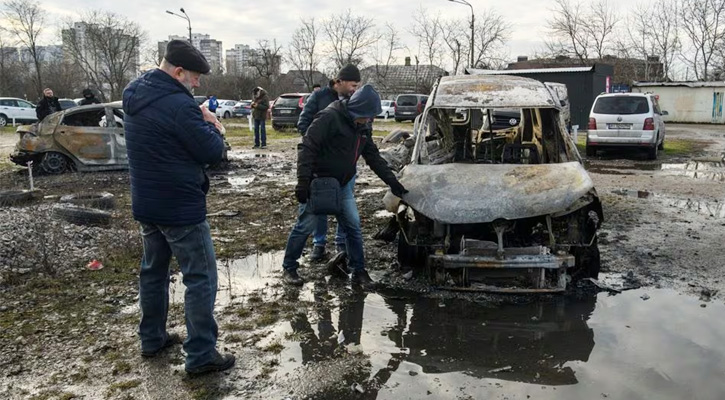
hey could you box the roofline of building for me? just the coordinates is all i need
[633,81,725,88]
[467,66,594,75]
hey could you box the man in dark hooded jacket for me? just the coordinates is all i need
[282,84,408,287]
[122,39,234,376]
[296,64,361,262]
[251,87,269,148]
[36,88,61,121]
[79,88,100,105]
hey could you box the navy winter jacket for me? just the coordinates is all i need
[123,69,225,226]
[297,86,340,134]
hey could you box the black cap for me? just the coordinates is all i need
[337,64,361,82]
[164,40,210,74]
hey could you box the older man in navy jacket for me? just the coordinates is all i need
[123,40,234,376]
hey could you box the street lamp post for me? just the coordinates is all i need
[165,8,192,44]
[448,0,474,69]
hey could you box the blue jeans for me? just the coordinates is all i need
[254,119,266,147]
[312,175,355,248]
[138,220,219,370]
[283,179,365,271]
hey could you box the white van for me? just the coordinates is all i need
[586,93,667,159]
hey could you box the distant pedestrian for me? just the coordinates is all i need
[207,95,219,113]
[251,87,269,149]
[297,64,361,261]
[79,88,101,105]
[35,88,61,121]
[122,39,234,376]
[282,84,408,288]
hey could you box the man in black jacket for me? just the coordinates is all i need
[282,85,408,287]
[79,88,100,105]
[296,64,361,262]
[35,88,61,121]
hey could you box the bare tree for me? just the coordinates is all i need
[370,23,404,94]
[441,19,466,74]
[471,10,511,69]
[546,0,590,63]
[249,39,282,81]
[680,0,725,80]
[62,11,145,101]
[410,6,443,67]
[2,0,46,94]
[650,0,681,80]
[582,0,618,59]
[323,9,379,69]
[287,18,321,91]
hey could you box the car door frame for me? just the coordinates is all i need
[16,99,37,122]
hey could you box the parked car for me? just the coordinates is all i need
[271,93,310,131]
[215,99,237,119]
[0,97,37,126]
[58,98,78,110]
[378,100,395,119]
[232,100,252,117]
[383,74,602,293]
[193,96,207,105]
[586,92,667,159]
[394,94,428,122]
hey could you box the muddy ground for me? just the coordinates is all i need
[0,122,724,400]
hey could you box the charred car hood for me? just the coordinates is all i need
[397,162,594,224]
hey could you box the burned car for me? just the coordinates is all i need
[10,102,231,174]
[384,75,602,293]
[10,102,128,174]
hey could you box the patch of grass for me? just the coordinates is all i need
[59,393,78,400]
[107,379,141,393]
[29,390,62,400]
[225,333,245,343]
[113,360,132,375]
[663,138,706,155]
[222,322,244,331]
[236,308,251,318]
[264,340,284,354]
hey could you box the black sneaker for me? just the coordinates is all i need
[335,244,347,254]
[283,269,304,286]
[310,245,326,261]
[141,332,183,358]
[252,145,260,149]
[260,145,267,149]
[185,351,235,376]
[350,269,375,288]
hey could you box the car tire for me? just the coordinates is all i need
[52,204,112,226]
[394,118,402,123]
[39,152,71,175]
[224,111,230,119]
[0,190,35,206]
[0,114,7,127]
[272,124,283,132]
[59,192,116,209]
[647,145,658,160]
[570,239,601,280]
[397,233,427,270]
[585,145,596,157]
[657,136,665,150]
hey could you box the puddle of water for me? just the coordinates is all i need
[584,161,660,174]
[612,189,724,219]
[268,287,725,399]
[660,161,725,181]
[228,176,255,187]
[227,151,282,160]
[170,251,285,307]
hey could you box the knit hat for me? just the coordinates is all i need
[347,85,382,120]
[337,64,361,82]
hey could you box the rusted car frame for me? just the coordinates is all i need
[10,102,127,174]
[384,75,603,293]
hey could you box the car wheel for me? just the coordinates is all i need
[657,135,665,150]
[272,124,283,132]
[397,233,427,270]
[0,190,35,206]
[585,145,596,157]
[52,203,112,226]
[0,114,7,127]
[224,111,230,119]
[394,118,402,123]
[386,112,391,119]
[570,238,601,280]
[39,151,71,175]
[647,145,658,160]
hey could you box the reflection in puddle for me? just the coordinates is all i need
[660,161,725,181]
[228,176,255,187]
[613,189,724,218]
[170,251,284,307]
[227,151,282,160]
[270,287,725,399]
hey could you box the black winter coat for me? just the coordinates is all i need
[79,96,101,105]
[36,96,61,121]
[297,100,397,187]
[297,86,339,134]
[123,69,225,226]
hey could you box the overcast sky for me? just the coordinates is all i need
[38,0,637,70]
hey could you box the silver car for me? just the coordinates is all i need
[586,93,667,159]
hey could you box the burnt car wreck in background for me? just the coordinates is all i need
[383,75,603,293]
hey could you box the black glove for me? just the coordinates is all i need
[295,178,310,203]
[389,180,408,198]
